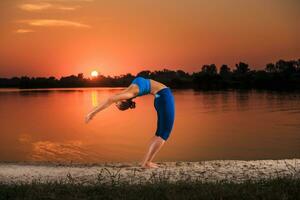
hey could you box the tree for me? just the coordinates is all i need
[176,70,188,78]
[77,73,84,79]
[235,62,250,74]
[275,59,296,75]
[219,64,231,76]
[137,70,151,78]
[297,59,300,72]
[265,63,276,73]
[201,64,217,75]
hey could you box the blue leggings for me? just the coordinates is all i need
[154,87,175,141]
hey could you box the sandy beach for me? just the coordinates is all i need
[0,159,299,185]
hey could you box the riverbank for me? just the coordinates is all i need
[0,159,299,185]
[0,159,299,199]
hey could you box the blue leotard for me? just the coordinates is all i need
[131,76,151,96]
[154,87,175,141]
[131,76,175,141]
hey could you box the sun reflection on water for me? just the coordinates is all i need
[91,91,98,107]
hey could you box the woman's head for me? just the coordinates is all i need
[115,99,136,111]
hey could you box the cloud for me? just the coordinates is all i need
[15,29,35,33]
[57,6,79,10]
[19,3,52,11]
[19,3,80,11]
[20,19,90,28]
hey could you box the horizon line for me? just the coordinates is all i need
[1,58,299,79]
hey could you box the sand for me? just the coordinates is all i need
[0,159,299,185]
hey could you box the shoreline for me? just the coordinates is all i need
[0,159,299,185]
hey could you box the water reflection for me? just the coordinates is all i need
[30,141,103,162]
[0,88,299,163]
[91,91,99,107]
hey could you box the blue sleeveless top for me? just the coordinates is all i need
[131,76,151,96]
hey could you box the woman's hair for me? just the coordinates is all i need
[117,98,136,111]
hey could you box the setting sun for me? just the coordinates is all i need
[91,70,98,77]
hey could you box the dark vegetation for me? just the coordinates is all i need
[0,177,299,200]
[1,59,300,90]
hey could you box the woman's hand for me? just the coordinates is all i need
[85,111,95,123]
[85,88,136,124]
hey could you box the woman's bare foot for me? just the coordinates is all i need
[141,162,159,168]
[149,162,159,167]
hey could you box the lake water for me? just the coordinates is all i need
[0,88,299,163]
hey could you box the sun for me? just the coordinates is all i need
[91,70,98,77]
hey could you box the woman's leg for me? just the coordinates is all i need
[141,135,165,168]
[141,88,174,168]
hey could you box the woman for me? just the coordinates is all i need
[85,76,175,168]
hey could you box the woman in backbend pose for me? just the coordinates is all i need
[85,76,175,168]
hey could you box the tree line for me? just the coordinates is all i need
[1,58,300,90]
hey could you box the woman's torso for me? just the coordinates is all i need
[130,77,167,97]
[149,79,167,95]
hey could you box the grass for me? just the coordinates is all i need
[0,177,299,200]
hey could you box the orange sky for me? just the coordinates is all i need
[0,0,299,78]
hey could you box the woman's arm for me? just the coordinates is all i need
[85,88,136,123]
